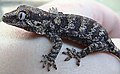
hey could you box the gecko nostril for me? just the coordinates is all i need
[2,14,7,18]
[3,15,6,17]
[2,15,6,22]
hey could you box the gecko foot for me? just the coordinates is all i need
[62,48,81,66]
[40,55,57,71]
[49,7,58,14]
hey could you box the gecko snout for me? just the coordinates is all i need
[2,14,8,23]
[2,14,12,24]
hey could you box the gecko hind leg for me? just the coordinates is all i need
[62,42,109,66]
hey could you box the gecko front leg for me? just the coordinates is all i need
[40,32,62,71]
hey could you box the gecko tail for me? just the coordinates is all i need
[117,50,120,57]
[111,47,120,59]
[106,38,120,59]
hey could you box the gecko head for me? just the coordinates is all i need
[2,5,49,35]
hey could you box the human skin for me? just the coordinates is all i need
[0,0,120,74]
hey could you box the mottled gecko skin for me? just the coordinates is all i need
[2,5,120,71]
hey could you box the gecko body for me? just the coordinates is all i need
[2,5,120,71]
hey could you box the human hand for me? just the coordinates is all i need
[0,0,120,74]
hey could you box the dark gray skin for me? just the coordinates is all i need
[2,5,120,71]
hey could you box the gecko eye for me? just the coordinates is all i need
[18,11,26,20]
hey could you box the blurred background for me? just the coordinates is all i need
[0,0,120,22]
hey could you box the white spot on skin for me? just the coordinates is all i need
[72,31,79,36]
[42,20,51,26]
[34,21,41,26]
[99,31,104,36]
[39,14,41,16]
[94,43,98,47]
[68,23,75,29]
[79,25,87,32]
[54,17,61,25]
[107,38,111,42]
[50,22,55,29]
[26,19,34,26]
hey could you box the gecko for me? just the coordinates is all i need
[2,5,120,71]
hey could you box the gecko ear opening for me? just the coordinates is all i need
[18,11,26,20]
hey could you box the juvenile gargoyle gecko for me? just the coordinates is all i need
[2,5,120,71]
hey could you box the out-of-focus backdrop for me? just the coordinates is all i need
[0,0,120,22]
